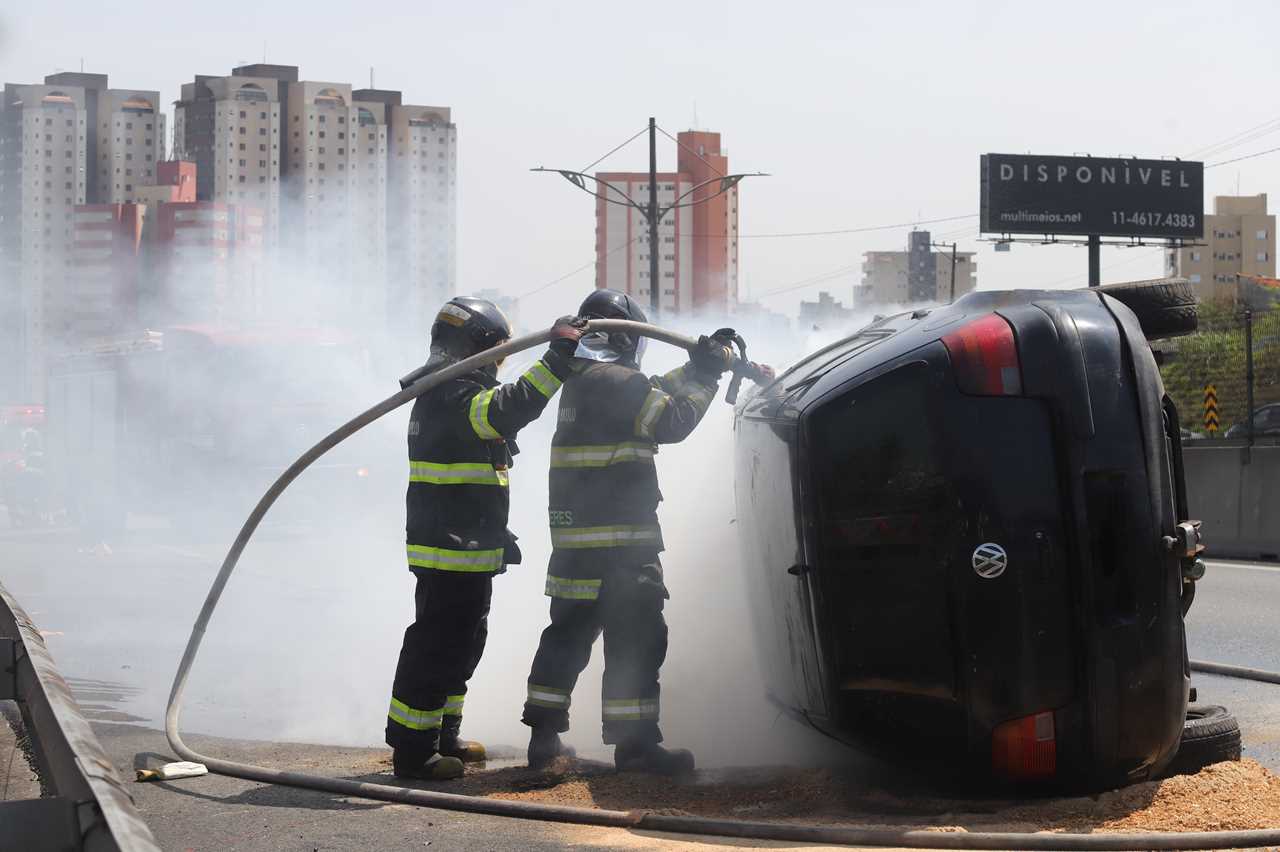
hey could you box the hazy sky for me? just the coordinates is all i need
[4,0,1279,322]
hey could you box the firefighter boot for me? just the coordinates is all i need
[440,716,487,763]
[392,750,465,781]
[614,742,696,776]
[527,727,576,770]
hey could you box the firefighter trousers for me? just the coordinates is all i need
[386,568,492,758]
[522,560,668,746]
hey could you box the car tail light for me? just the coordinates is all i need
[356,467,369,478]
[992,711,1056,781]
[942,313,1023,395]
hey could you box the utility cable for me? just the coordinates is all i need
[1205,145,1280,170]
[579,126,650,174]
[655,124,726,177]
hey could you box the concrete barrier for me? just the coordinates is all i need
[1184,443,1280,560]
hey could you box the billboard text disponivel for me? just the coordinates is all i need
[980,154,1204,240]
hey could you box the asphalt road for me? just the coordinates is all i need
[2,513,1278,850]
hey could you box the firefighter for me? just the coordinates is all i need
[521,289,735,775]
[387,297,585,781]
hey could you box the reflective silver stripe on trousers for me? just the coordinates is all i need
[527,683,572,708]
[602,698,660,720]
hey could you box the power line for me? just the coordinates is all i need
[734,213,977,240]
[515,236,637,301]
[1187,115,1280,159]
[579,126,649,174]
[655,124,726,177]
[1205,144,1280,170]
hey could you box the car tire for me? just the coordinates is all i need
[1094,278,1199,340]
[1163,704,1242,777]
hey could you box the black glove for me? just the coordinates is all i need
[691,328,736,378]
[548,315,588,359]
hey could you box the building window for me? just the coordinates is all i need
[239,175,246,183]
[338,116,345,124]
[239,127,246,135]
[319,130,326,139]
[319,115,326,124]
[239,111,246,119]
[1259,230,1270,240]
[239,159,246,166]
[1191,250,1201,262]
[1259,252,1270,262]
[1189,273,1202,283]
[259,128,267,136]
[318,147,325,154]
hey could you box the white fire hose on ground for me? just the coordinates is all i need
[164,319,1280,850]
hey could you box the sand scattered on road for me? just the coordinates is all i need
[478,758,1280,833]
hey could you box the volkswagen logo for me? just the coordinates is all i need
[972,543,1008,579]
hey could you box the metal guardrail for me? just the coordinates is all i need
[0,580,160,852]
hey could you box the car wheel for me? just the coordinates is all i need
[1163,704,1241,777]
[1095,278,1199,340]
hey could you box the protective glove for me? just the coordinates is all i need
[749,362,777,383]
[548,316,588,360]
[690,328,737,378]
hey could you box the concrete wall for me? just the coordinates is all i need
[1184,443,1280,559]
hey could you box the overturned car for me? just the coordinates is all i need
[734,281,1207,789]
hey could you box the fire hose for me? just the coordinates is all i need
[165,319,1280,850]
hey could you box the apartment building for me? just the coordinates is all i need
[0,82,90,400]
[174,73,281,244]
[1166,194,1275,302]
[282,81,388,324]
[383,99,457,333]
[66,203,145,341]
[149,200,266,325]
[42,72,165,205]
[858,230,977,307]
[594,130,738,314]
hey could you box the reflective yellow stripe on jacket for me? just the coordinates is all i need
[469,388,501,440]
[549,524,661,550]
[634,389,670,440]
[549,442,655,469]
[406,544,504,572]
[409,460,509,486]
[523,361,562,399]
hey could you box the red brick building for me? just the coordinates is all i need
[594,130,738,313]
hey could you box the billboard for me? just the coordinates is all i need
[980,154,1203,239]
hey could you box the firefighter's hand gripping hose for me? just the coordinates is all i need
[165,319,1280,850]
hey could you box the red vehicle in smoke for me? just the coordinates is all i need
[0,404,49,528]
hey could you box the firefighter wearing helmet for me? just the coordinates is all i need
[521,288,736,775]
[386,296,584,780]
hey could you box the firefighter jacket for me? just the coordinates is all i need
[545,359,718,581]
[405,353,569,574]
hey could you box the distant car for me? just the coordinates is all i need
[1225,403,1280,439]
[734,280,1203,790]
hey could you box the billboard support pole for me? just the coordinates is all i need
[1087,234,1101,287]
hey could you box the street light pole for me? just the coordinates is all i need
[532,121,766,316]
[647,117,660,314]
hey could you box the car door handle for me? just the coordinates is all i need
[787,564,811,576]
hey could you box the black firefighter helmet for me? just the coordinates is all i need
[429,296,513,373]
[578,288,648,365]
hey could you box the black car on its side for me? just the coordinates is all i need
[734,281,1206,790]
